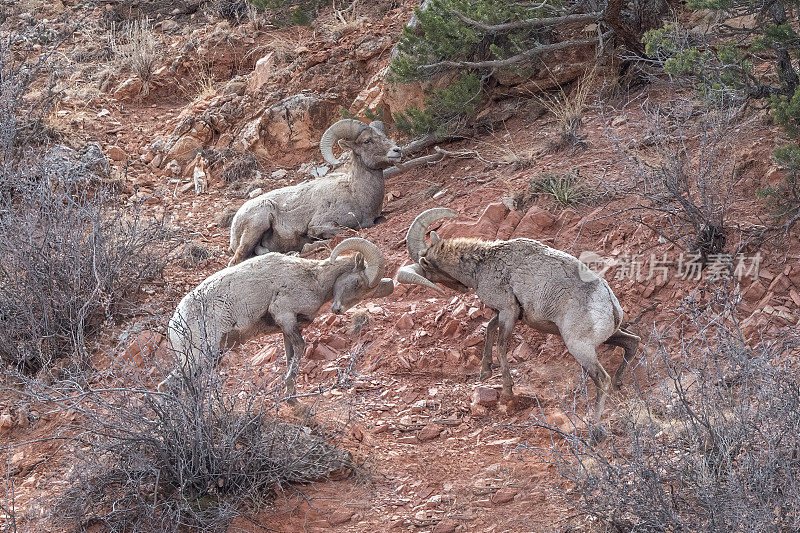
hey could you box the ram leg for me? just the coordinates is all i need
[158,344,186,392]
[603,328,640,391]
[307,223,342,241]
[480,314,499,381]
[565,340,611,438]
[496,308,518,398]
[159,315,202,392]
[300,240,330,255]
[277,316,305,404]
[230,225,264,266]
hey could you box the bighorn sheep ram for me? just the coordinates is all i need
[228,119,402,265]
[159,238,394,398]
[396,208,639,428]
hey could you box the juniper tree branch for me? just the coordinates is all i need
[384,151,445,178]
[450,10,600,32]
[419,33,608,71]
[400,133,441,156]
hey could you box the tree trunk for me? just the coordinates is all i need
[767,0,799,94]
[604,0,646,56]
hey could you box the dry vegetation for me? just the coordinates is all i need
[533,67,598,153]
[0,21,350,530]
[18,353,353,531]
[527,297,800,532]
[0,23,173,372]
[1,1,799,532]
[110,18,160,89]
[615,101,741,262]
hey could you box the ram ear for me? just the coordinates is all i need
[430,231,441,245]
[338,139,354,152]
[352,252,365,271]
[419,257,431,269]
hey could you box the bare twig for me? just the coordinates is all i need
[450,9,600,32]
[384,151,445,178]
[420,33,609,71]
[521,298,800,531]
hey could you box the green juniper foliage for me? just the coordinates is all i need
[388,0,579,135]
[642,23,684,61]
[392,72,481,136]
[759,145,800,220]
[643,0,800,222]
[389,0,553,83]
[642,26,752,105]
[643,0,799,102]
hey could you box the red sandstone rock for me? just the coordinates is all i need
[397,312,415,330]
[512,206,556,238]
[418,422,442,442]
[491,488,518,504]
[472,386,499,407]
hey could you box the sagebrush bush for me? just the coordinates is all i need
[179,241,212,267]
[221,149,260,183]
[0,26,174,371]
[0,25,65,165]
[620,102,732,261]
[218,207,238,228]
[16,346,354,532]
[246,0,327,26]
[0,176,174,371]
[524,302,800,532]
[214,0,249,21]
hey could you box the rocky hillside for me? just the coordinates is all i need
[1,1,799,532]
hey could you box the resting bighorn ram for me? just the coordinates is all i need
[228,119,402,265]
[396,208,639,427]
[160,238,394,399]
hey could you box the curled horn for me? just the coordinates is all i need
[396,263,443,293]
[405,207,458,262]
[319,119,368,165]
[329,237,385,288]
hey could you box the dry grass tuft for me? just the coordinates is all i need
[535,66,597,153]
[194,68,217,100]
[529,170,584,207]
[326,0,366,35]
[179,241,212,268]
[110,18,160,90]
[218,207,238,228]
